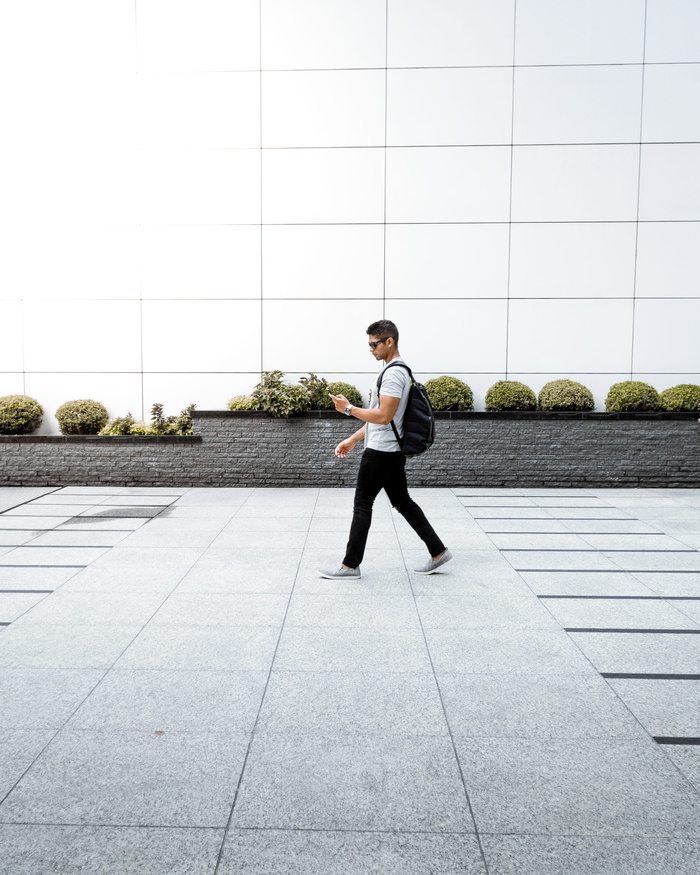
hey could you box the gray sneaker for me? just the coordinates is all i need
[317,565,361,580]
[413,549,453,575]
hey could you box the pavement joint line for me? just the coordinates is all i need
[0,590,54,593]
[0,565,88,569]
[565,628,700,634]
[500,548,697,552]
[538,595,700,600]
[654,737,700,745]
[601,673,700,680]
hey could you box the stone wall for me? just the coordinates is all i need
[0,411,698,488]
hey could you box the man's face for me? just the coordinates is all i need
[368,334,392,362]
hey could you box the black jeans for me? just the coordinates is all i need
[343,448,446,569]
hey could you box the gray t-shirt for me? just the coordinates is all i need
[365,358,411,452]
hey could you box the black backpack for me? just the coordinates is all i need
[376,362,435,456]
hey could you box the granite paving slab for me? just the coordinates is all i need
[28,530,132,547]
[0,668,104,730]
[607,679,700,737]
[68,669,268,733]
[0,591,49,623]
[603,551,700,572]
[519,570,659,597]
[0,531,43,546]
[258,670,448,736]
[426,627,598,675]
[0,729,56,799]
[284,593,420,629]
[415,594,560,629]
[0,729,249,827]
[542,597,700,630]
[114,624,281,671]
[0,566,81,589]
[232,733,474,833]
[0,623,142,670]
[634,571,700,597]
[273,624,432,673]
[455,737,700,836]
[438,672,645,739]
[569,631,700,675]
[479,835,700,875]
[150,592,289,627]
[0,489,57,514]
[218,830,485,875]
[11,591,166,627]
[0,824,223,875]
[663,747,700,793]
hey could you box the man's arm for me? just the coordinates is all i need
[335,424,366,458]
[330,393,400,425]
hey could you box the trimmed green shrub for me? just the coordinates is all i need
[252,371,311,418]
[55,399,109,435]
[485,381,537,411]
[0,395,43,434]
[327,381,363,408]
[227,395,259,411]
[312,380,364,409]
[659,383,700,411]
[605,381,661,412]
[538,380,595,412]
[424,376,474,411]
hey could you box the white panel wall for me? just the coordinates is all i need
[1,0,699,434]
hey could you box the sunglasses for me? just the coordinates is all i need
[368,337,392,350]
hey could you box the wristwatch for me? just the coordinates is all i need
[344,405,353,416]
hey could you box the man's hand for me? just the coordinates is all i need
[335,438,355,459]
[329,393,350,414]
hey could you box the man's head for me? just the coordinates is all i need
[367,319,399,362]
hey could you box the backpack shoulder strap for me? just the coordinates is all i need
[375,361,413,447]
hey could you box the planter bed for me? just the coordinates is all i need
[0,411,698,488]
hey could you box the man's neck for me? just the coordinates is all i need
[383,349,401,364]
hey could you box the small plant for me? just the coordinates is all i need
[252,371,311,418]
[605,381,661,412]
[0,395,43,434]
[148,402,196,435]
[538,380,595,412]
[299,373,330,410]
[424,376,474,411]
[659,383,700,412]
[100,413,148,435]
[227,395,259,411]
[485,380,537,411]
[55,399,109,435]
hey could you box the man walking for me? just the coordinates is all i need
[318,319,453,579]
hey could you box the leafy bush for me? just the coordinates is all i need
[99,403,195,435]
[148,402,196,435]
[659,383,700,411]
[299,373,331,410]
[605,381,661,412]
[227,395,259,411]
[0,395,43,434]
[252,371,311,418]
[485,380,537,411]
[55,399,109,435]
[100,413,148,435]
[424,376,473,411]
[538,380,595,412]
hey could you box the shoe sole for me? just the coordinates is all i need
[317,572,361,580]
[413,555,453,575]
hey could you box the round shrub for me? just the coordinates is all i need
[0,395,43,434]
[424,376,474,411]
[252,371,311,418]
[485,381,537,411]
[325,381,363,408]
[227,395,259,411]
[605,381,661,412]
[55,399,109,435]
[538,380,595,412]
[659,383,700,412]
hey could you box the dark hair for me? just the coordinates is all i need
[367,319,399,345]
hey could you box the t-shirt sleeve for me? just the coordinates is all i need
[379,367,408,399]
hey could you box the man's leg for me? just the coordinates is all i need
[342,449,386,569]
[384,454,446,558]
